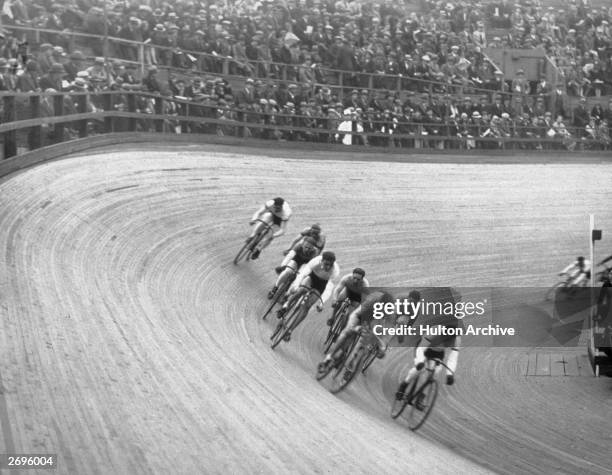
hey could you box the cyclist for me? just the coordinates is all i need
[327,268,370,325]
[318,289,421,373]
[276,251,339,341]
[395,291,461,402]
[559,256,591,289]
[268,237,319,299]
[248,197,292,259]
[284,223,326,255]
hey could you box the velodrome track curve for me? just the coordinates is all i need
[1,143,611,475]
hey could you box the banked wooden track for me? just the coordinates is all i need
[0,143,611,475]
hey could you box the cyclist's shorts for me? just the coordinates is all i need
[308,272,328,295]
[271,214,283,226]
[346,288,362,304]
[417,333,457,349]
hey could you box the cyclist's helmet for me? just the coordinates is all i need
[408,290,421,301]
[311,223,322,232]
[321,251,336,263]
[273,197,284,207]
[353,267,366,277]
[577,256,585,262]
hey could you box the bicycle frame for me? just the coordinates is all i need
[271,286,322,349]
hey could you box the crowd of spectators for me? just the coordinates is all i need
[0,0,610,150]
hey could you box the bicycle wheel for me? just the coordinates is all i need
[233,240,253,265]
[545,281,567,301]
[361,346,378,375]
[330,348,365,394]
[390,378,416,419]
[315,359,334,381]
[323,304,349,353]
[406,379,439,431]
[262,276,293,320]
[270,295,305,350]
[331,332,359,381]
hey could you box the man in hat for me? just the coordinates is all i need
[39,63,66,91]
[16,60,40,92]
[119,17,144,61]
[511,69,530,96]
[64,50,86,81]
[37,43,55,75]
[86,57,109,86]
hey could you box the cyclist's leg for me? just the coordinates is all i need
[396,338,428,399]
[328,288,348,325]
[271,261,298,294]
[279,276,309,315]
[249,214,269,239]
[288,290,319,333]
[444,335,460,385]
[257,223,279,251]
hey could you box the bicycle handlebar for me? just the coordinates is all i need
[297,285,324,305]
[251,218,273,228]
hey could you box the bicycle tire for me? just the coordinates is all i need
[545,281,567,301]
[233,240,253,265]
[270,294,305,349]
[315,359,334,381]
[390,377,417,419]
[361,346,378,375]
[331,331,360,380]
[262,275,293,320]
[330,349,365,394]
[406,379,439,431]
[323,304,349,353]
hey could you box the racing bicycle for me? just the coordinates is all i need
[234,219,273,265]
[391,347,453,431]
[316,326,379,394]
[262,266,298,320]
[270,286,322,349]
[323,298,353,354]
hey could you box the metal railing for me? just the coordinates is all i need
[1,90,608,159]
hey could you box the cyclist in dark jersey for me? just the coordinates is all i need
[268,237,319,299]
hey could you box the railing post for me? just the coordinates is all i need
[103,93,113,133]
[127,93,137,132]
[338,72,344,102]
[53,94,64,144]
[368,74,373,91]
[139,43,145,75]
[154,96,164,132]
[3,96,17,158]
[28,95,42,151]
[76,94,88,138]
[222,59,229,76]
[397,75,401,92]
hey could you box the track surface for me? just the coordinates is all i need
[1,144,611,474]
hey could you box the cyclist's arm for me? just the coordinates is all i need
[272,218,288,238]
[286,233,303,250]
[332,275,350,302]
[251,204,267,222]
[317,235,326,252]
[362,277,370,289]
[560,262,576,275]
[280,249,297,268]
[320,263,340,304]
